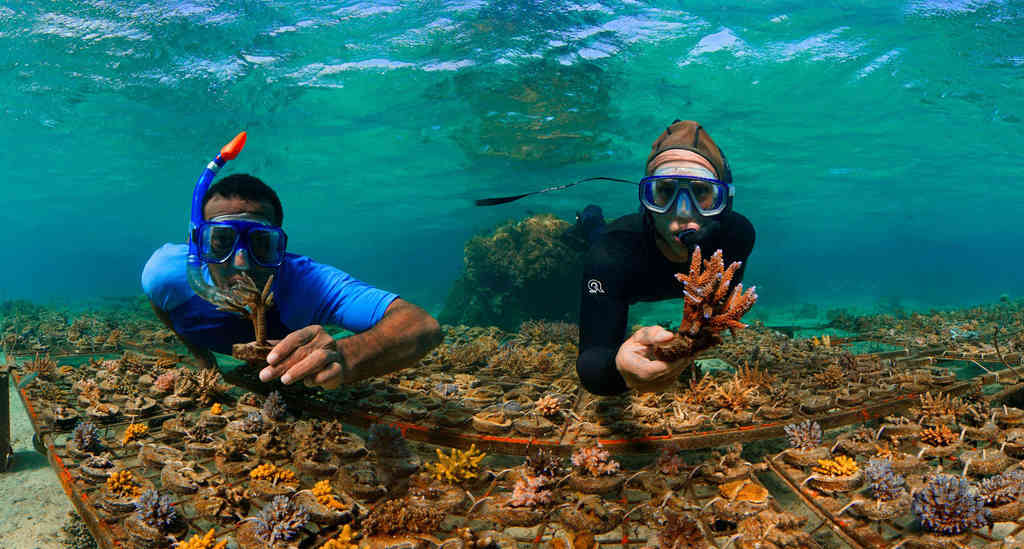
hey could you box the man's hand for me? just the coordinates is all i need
[615,325,691,393]
[258,325,349,390]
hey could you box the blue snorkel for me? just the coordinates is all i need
[186,131,248,308]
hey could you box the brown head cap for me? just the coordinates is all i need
[645,120,732,182]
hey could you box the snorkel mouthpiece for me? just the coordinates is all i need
[675,228,700,246]
[186,131,247,307]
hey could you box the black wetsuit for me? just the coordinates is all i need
[575,211,755,395]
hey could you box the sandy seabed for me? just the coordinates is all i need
[1,380,74,549]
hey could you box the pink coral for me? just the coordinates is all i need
[508,475,552,508]
[571,446,620,477]
[153,371,179,392]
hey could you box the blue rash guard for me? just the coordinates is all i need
[141,243,399,355]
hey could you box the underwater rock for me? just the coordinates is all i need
[439,214,585,330]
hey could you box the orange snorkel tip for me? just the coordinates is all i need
[219,131,247,160]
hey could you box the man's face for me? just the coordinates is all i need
[649,160,717,263]
[202,194,278,291]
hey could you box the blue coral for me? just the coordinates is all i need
[241,411,265,434]
[977,470,1024,506]
[864,459,906,501]
[72,422,101,452]
[134,490,177,531]
[784,420,822,450]
[912,475,990,535]
[253,496,309,542]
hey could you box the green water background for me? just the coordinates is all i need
[1,1,1021,322]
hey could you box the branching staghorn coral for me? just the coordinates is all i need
[912,474,990,535]
[251,496,308,543]
[920,425,958,447]
[425,444,486,484]
[652,247,758,363]
[864,459,906,501]
[784,420,823,450]
[134,490,177,531]
[217,273,275,345]
[977,470,1024,506]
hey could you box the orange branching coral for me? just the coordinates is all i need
[122,423,148,444]
[714,374,756,412]
[812,456,859,477]
[312,480,348,511]
[912,392,963,420]
[920,425,958,447]
[177,529,228,549]
[106,470,143,498]
[653,247,758,363]
[319,525,358,549]
[249,463,298,486]
[735,362,776,390]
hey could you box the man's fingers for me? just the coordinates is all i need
[313,363,342,385]
[634,325,675,345]
[280,349,332,385]
[266,327,317,365]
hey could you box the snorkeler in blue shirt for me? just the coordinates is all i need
[142,133,441,390]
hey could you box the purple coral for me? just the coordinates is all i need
[508,475,552,508]
[367,423,411,458]
[253,496,309,543]
[912,474,990,535]
[262,390,286,421]
[864,459,906,501]
[977,470,1024,506]
[784,420,822,450]
[240,411,266,434]
[571,446,620,477]
[72,422,101,452]
[134,490,178,531]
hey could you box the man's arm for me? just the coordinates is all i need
[260,298,442,389]
[148,300,218,370]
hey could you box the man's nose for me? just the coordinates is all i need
[673,191,695,216]
[233,248,250,270]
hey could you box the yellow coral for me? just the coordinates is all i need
[249,463,297,486]
[812,455,859,477]
[122,423,148,444]
[176,529,228,549]
[312,480,348,511]
[106,470,142,498]
[425,444,486,484]
[319,524,358,549]
[210,403,223,415]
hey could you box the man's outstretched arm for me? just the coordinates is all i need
[258,298,442,389]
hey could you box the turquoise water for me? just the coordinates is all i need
[2,1,1022,318]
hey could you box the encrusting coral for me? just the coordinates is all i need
[784,420,823,450]
[912,475,990,535]
[812,456,859,477]
[319,524,358,549]
[176,529,228,549]
[311,480,348,511]
[425,444,486,484]
[106,470,143,499]
[250,463,298,486]
[652,247,758,364]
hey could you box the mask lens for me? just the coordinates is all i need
[201,224,239,262]
[652,179,678,209]
[689,179,723,212]
[248,228,283,265]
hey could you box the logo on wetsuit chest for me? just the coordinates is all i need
[587,279,605,294]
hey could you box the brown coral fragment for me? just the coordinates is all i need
[653,247,758,364]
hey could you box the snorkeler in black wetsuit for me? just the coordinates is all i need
[575,121,755,395]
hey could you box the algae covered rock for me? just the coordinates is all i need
[440,214,585,330]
